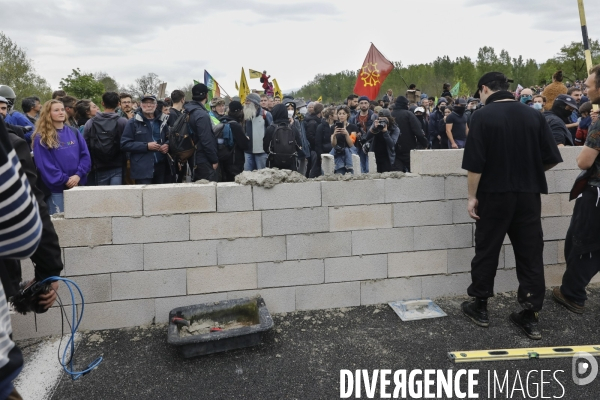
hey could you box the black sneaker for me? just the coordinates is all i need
[461,298,489,328]
[510,310,541,340]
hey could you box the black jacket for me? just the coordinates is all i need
[391,108,428,154]
[303,113,321,149]
[262,104,303,155]
[167,107,183,128]
[543,111,574,146]
[83,112,128,170]
[217,115,249,167]
[315,120,333,155]
[184,101,218,166]
[0,130,63,298]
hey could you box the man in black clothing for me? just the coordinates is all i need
[391,96,428,172]
[543,94,578,146]
[304,103,324,178]
[168,90,186,127]
[461,72,562,340]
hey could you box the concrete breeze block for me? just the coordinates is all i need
[112,215,189,244]
[325,254,387,283]
[155,293,229,323]
[385,176,445,203]
[11,307,64,340]
[352,154,361,176]
[445,176,467,200]
[253,182,321,210]
[218,236,286,265]
[422,273,471,298]
[322,154,335,175]
[216,182,253,212]
[410,149,466,175]
[504,241,558,269]
[545,171,557,194]
[554,169,581,193]
[143,240,218,270]
[64,186,142,219]
[79,299,155,331]
[541,194,563,217]
[451,200,473,224]
[321,179,386,206]
[258,259,324,288]
[554,146,582,170]
[64,244,143,276]
[226,287,296,314]
[262,207,329,236]
[330,204,392,232]
[112,269,186,300]
[560,193,574,216]
[414,224,473,251]
[57,274,111,304]
[557,240,565,264]
[188,264,257,294]
[360,277,422,305]
[51,216,112,247]
[542,216,571,241]
[388,250,447,277]
[447,247,475,274]
[143,183,216,216]
[368,152,378,173]
[287,232,352,260]
[295,281,361,310]
[352,228,413,256]
[190,211,261,240]
[394,201,452,227]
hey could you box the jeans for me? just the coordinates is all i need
[96,167,122,186]
[48,192,64,214]
[357,146,369,173]
[448,139,466,149]
[244,153,268,171]
[331,147,355,174]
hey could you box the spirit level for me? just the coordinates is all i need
[449,345,600,363]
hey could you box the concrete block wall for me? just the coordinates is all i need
[11,148,583,339]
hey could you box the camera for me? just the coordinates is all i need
[10,280,51,315]
[373,119,388,132]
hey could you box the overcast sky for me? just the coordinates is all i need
[2,0,599,94]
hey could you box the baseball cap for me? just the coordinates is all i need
[554,94,579,110]
[141,94,157,102]
[474,72,513,98]
[413,107,425,114]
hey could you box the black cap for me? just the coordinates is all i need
[229,100,243,113]
[554,94,579,111]
[192,83,209,97]
[474,72,513,98]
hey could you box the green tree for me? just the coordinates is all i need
[0,31,52,110]
[94,71,119,93]
[60,68,104,104]
[546,40,600,83]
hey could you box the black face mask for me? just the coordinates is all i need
[416,115,424,121]
[453,106,466,117]
[551,102,572,120]
[439,105,446,112]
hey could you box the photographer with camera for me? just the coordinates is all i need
[362,109,400,173]
[330,106,359,174]
[349,96,374,173]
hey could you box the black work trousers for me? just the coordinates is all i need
[468,192,545,311]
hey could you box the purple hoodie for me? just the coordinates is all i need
[33,125,91,193]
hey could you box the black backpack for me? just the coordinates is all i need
[88,117,120,163]
[268,123,298,170]
[168,110,196,161]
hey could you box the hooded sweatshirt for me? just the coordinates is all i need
[33,125,91,193]
[83,112,128,170]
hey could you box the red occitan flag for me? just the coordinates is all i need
[353,44,394,100]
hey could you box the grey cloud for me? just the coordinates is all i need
[475,0,600,32]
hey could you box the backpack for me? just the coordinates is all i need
[168,110,196,161]
[213,119,235,162]
[268,123,298,170]
[88,117,120,164]
[260,77,264,83]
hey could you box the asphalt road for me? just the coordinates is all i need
[41,287,600,399]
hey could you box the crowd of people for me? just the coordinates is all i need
[0,67,592,214]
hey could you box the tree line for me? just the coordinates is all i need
[292,41,600,103]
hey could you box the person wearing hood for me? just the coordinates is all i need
[184,83,219,181]
[363,109,401,172]
[288,99,311,175]
[428,98,448,149]
[446,98,469,149]
[217,101,250,182]
[304,102,324,178]
[121,94,171,184]
[262,104,302,171]
[82,92,128,185]
[543,94,578,146]
[391,96,428,172]
[243,93,273,171]
[414,107,428,142]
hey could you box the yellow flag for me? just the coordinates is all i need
[235,81,239,90]
[239,68,250,104]
[272,78,283,99]
[249,69,262,79]
[317,96,322,103]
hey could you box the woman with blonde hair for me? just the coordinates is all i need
[33,99,91,213]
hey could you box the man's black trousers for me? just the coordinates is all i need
[468,192,545,311]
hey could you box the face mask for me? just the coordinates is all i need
[532,103,543,110]
[439,106,446,112]
[416,114,424,121]
[287,110,294,118]
[520,96,532,104]
[299,108,307,115]
[453,106,466,116]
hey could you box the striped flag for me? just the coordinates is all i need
[204,70,221,105]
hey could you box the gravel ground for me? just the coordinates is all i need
[20,287,600,399]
